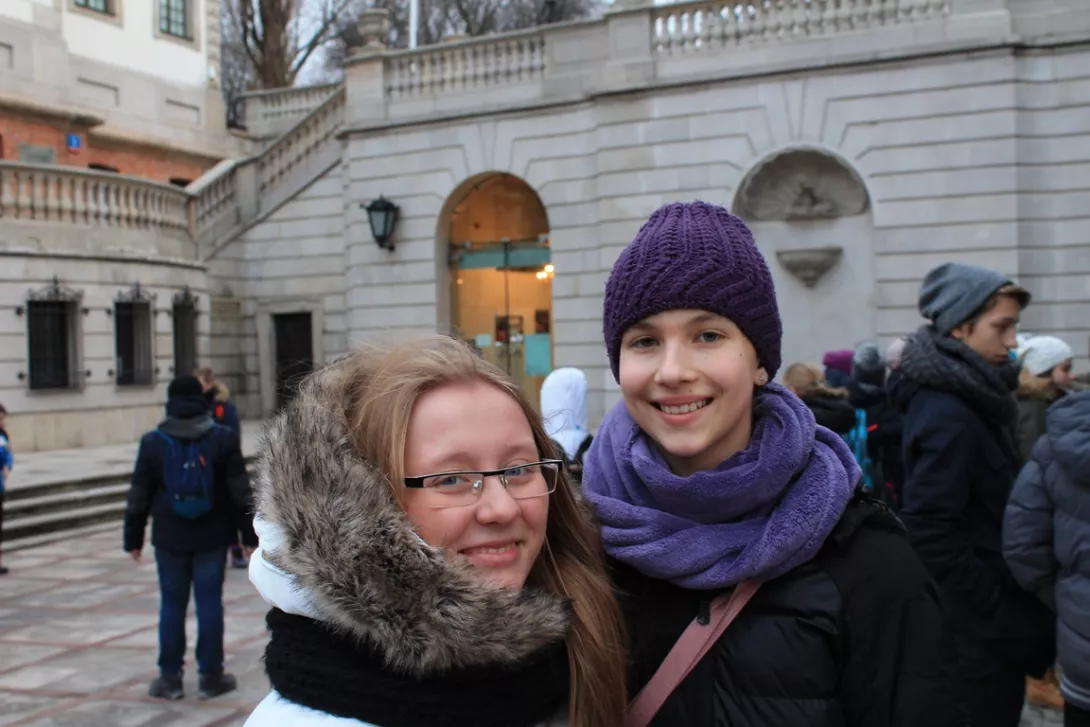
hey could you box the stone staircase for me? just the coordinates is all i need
[2,426,264,553]
[3,473,135,551]
[191,84,346,257]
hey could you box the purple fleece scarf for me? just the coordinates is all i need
[582,383,859,589]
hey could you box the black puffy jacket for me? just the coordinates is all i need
[613,496,963,727]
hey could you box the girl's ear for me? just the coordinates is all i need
[755,368,769,386]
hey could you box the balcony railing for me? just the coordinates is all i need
[385,29,548,98]
[0,162,192,234]
[651,0,950,55]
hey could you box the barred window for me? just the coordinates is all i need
[115,301,154,386]
[159,0,189,38]
[27,301,80,390]
[75,0,111,13]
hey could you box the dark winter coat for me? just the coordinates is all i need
[801,393,857,435]
[123,399,257,555]
[1004,390,1090,710]
[614,495,962,727]
[206,383,242,438]
[895,377,1055,680]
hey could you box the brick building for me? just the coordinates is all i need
[0,0,247,452]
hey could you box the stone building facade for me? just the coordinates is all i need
[205,0,1090,431]
[4,0,1089,449]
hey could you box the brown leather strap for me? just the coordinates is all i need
[624,580,761,727]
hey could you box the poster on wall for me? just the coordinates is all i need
[495,315,524,343]
[534,309,550,334]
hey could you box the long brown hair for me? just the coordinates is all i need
[335,335,627,727]
[783,362,849,398]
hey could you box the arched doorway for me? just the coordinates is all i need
[442,172,553,407]
[732,148,876,374]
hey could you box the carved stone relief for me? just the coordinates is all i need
[733,150,869,222]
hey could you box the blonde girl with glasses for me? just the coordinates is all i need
[244,336,627,727]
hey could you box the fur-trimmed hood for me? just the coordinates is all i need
[1018,367,1064,401]
[249,360,572,677]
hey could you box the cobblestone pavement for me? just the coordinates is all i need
[0,496,1067,726]
[0,530,269,726]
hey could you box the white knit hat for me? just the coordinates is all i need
[1019,335,1073,376]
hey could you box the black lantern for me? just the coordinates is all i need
[364,196,400,251]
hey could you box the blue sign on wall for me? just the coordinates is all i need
[66,133,82,153]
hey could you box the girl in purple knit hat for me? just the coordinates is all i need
[582,201,961,727]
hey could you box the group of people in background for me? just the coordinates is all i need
[778,262,1089,727]
[116,200,1089,727]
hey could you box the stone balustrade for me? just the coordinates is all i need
[241,83,341,139]
[651,0,950,55]
[385,30,548,98]
[0,162,192,235]
[257,85,346,195]
[192,164,238,240]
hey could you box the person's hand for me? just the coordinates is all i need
[130,549,142,563]
[242,546,256,560]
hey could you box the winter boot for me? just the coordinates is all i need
[148,674,184,700]
[198,671,237,700]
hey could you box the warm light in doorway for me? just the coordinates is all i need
[536,264,555,281]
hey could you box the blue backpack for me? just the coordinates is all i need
[156,431,214,519]
[845,409,876,493]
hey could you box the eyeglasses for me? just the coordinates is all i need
[403,460,562,509]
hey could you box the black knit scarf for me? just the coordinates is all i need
[899,325,1020,426]
[263,608,571,727]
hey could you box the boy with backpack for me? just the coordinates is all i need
[123,376,258,701]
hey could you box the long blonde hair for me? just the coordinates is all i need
[335,335,627,727]
[783,362,849,398]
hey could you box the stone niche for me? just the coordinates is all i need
[732,148,877,371]
[733,149,869,223]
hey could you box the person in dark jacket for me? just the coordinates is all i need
[196,367,248,569]
[893,262,1055,727]
[850,343,905,509]
[782,361,857,434]
[196,368,241,437]
[1005,390,1090,727]
[0,403,11,576]
[822,349,855,390]
[583,202,960,727]
[1014,335,1075,464]
[124,375,258,702]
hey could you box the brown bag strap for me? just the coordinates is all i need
[624,580,761,727]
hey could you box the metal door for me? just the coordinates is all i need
[273,312,314,409]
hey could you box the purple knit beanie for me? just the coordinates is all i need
[603,201,782,381]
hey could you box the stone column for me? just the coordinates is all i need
[598,1,655,92]
[343,8,390,126]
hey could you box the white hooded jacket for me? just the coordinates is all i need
[540,368,590,462]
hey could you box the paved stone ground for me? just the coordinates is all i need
[0,530,269,726]
[0,531,1067,726]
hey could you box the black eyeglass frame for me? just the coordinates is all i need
[403,459,565,492]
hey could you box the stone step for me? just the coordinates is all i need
[3,471,133,503]
[1,452,259,552]
[5,482,131,519]
[2,520,120,553]
[4,501,128,544]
